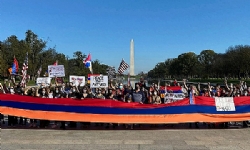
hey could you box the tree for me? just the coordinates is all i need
[168,58,180,78]
[147,61,168,81]
[0,30,116,80]
[0,41,5,76]
[213,53,226,78]
[225,45,250,79]
[177,52,198,77]
[92,60,109,74]
[25,30,47,78]
[238,45,250,78]
[198,50,217,78]
[67,51,87,76]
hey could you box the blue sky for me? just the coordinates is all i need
[1,0,250,74]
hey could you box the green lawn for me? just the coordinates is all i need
[148,78,250,86]
[188,78,249,85]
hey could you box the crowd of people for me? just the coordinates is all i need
[0,77,249,129]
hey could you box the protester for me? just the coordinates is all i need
[68,86,79,99]
[151,90,161,104]
[141,86,149,104]
[95,88,105,99]
[36,86,50,128]
[80,87,92,99]
[115,83,125,101]
[23,87,38,128]
[125,95,133,129]
[123,84,133,102]
[53,86,61,98]
[131,86,146,104]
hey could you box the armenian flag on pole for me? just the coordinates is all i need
[83,54,93,74]
[8,56,19,74]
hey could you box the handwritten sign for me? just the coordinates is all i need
[215,97,236,111]
[164,93,185,103]
[69,75,85,86]
[90,75,108,88]
[87,74,100,84]
[36,77,51,85]
[48,65,65,77]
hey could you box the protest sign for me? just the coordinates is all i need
[36,77,51,85]
[48,65,65,77]
[164,93,185,103]
[90,75,108,88]
[215,97,236,111]
[69,75,85,86]
[87,74,100,84]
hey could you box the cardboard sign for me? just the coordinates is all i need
[164,93,185,103]
[87,74,101,84]
[69,75,85,86]
[48,65,65,77]
[215,97,236,111]
[36,77,51,85]
[90,75,108,88]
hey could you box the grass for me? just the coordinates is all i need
[188,78,249,85]
[148,78,250,86]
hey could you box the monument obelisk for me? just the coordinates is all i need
[130,39,135,76]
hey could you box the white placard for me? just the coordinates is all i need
[69,75,85,86]
[36,77,51,85]
[164,93,185,103]
[215,97,236,111]
[48,65,65,77]
[90,75,108,88]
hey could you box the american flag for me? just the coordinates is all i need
[118,59,129,74]
[21,52,28,87]
[37,65,42,77]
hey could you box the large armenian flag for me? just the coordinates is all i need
[1,94,250,123]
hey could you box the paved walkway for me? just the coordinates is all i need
[1,126,250,150]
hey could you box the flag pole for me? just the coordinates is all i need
[90,53,93,74]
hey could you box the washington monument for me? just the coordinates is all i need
[130,39,135,76]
